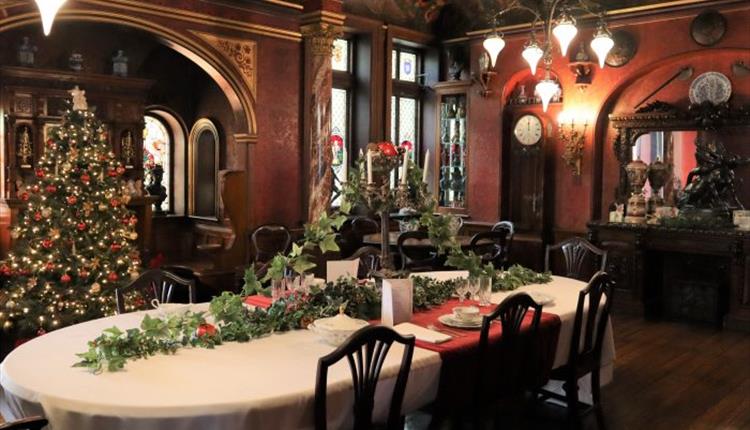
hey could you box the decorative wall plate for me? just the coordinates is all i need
[689,72,732,105]
[691,10,726,47]
[605,30,637,68]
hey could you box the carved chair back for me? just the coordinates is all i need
[250,224,292,263]
[469,230,511,269]
[315,325,415,430]
[115,269,196,314]
[337,216,379,258]
[397,230,441,272]
[346,246,382,278]
[0,417,49,430]
[477,293,543,400]
[545,237,607,281]
[568,271,615,374]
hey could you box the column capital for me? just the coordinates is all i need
[300,21,343,55]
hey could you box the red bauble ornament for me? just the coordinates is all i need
[20,192,29,201]
[67,195,78,205]
[60,273,71,283]
[81,173,90,184]
[196,323,217,338]
[110,243,122,252]
[107,169,118,178]
[33,212,42,221]
[35,169,45,178]
[116,166,126,175]
[45,185,57,194]
[77,222,87,231]
[110,198,120,207]
[378,142,398,157]
[42,239,53,249]
[107,272,119,282]
[78,270,89,278]
[46,139,54,146]
[130,216,138,226]
[45,262,55,271]
[32,185,40,193]
[0,265,10,276]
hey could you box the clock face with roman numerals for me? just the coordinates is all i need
[513,114,543,146]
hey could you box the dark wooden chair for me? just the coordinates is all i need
[469,230,511,269]
[251,224,292,264]
[346,246,382,278]
[338,216,379,258]
[0,416,48,430]
[492,221,515,267]
[539,271,614,429]
[115,269,196,314]
[545,237,607,281]
[315,325,415,430]
[397,230,442,272]
[473,293,544,428]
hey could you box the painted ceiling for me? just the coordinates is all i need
[340,0,687,37]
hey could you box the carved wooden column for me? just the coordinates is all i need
[301,6,343,222]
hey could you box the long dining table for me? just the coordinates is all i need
[0,274,615,430]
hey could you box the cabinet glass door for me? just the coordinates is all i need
[438,94,467,209]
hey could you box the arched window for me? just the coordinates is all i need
[189,119,220,218]
[143,115,172,211]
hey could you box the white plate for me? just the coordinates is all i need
[527,291,555,306]
[438,314,483,330]
[689,72,732,105]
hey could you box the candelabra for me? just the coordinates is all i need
[342,143,431,275]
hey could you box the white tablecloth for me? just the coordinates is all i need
[0,275,615,429]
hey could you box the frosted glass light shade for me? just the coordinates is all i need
[35,0,67,36]
[535,78,560,112]
[522,41,544,75]
[483,33,505,68]
[552,17,577,57]
[591,27,615,68]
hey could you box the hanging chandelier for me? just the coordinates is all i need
[35,0,67,36]
[482,0,614,111]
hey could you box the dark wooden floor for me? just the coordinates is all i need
[414,312,750,430]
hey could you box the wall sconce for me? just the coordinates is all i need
[558,110,588,176]
[473,52,496,97]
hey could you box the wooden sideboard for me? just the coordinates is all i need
[588,222,750,330]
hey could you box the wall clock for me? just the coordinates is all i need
[513,114,543,146]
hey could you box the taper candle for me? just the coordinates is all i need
[422,150,430,183]
[400,150,409,185]
[367,150,373,184]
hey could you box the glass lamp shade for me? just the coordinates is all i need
[535,78,560,112]
[591,26,615,68]
[483,33,506,68]
[35,0,67,36]
[552,16,578,57]
[522,40,544,75]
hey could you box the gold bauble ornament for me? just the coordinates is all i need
[10,230,19,239]
[98,203,108,211]
[129,232,138,240]
[5,300,16,309]
[42,208,52,218]
[90,283,101,294]
[3,320,12,331]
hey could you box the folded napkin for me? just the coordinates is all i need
[393,322,452,344]
[244,295,272,309]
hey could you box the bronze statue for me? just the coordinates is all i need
[678,138,750,211]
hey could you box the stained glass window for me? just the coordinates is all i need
[331,89,349,207]
[143,116,171,210]
[332,39,349,72]
[399,52,417,82]
[391,96,418,160]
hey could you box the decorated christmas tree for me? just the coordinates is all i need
[0,87,141,336]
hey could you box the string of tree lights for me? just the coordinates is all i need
[0,89,142,336]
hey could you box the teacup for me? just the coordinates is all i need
[151,299,189,316]
[452,305,480,322]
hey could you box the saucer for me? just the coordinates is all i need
[438,314,483,329]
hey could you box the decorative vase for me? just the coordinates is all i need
[625,159,648,224]
[647,158,670,213]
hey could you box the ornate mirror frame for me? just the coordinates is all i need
[609,101,750,203]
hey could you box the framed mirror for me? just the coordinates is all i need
[188,118,220,219]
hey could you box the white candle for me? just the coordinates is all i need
[367,150,373,185]
[422,150,430,183]
[341,146,348,184]
[401,150,409,185]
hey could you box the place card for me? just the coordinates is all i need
[381,278,413,327]
[326,260,359,283]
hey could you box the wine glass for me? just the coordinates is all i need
[467,278,480,302]
[456,279,469,303]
